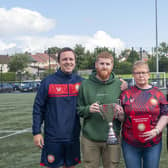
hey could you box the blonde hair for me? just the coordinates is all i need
[96,51,114,63]
[132,60,149,73]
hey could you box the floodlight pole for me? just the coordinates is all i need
[155,0,159,75]
[48,52,51,74]
[0,65,2,88]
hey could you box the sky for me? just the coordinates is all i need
[0,0,168,55]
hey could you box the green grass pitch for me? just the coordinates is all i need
[0,93,168,168]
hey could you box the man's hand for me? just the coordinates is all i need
[33,134,44,148]
[89,102,100,113]
[120,78,128,91]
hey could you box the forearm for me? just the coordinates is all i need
[32,114,43,135]
[77,105,91,118]
[32,104,44,135]
[117,113,125,122]
[32,87,47,135]
[155,115,168,133]
[77,87,92,118]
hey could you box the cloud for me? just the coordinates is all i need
[0,8,124,55]
[0,40,16,51]
[85,31,125,52]
[14,31,125,53]
[0,7,55,36]
[0,31,125,55]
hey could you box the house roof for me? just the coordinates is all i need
[44,64,58,70]
[0,55,10,64]
[31,53,55,63]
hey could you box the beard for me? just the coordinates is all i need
[96,68,112,80]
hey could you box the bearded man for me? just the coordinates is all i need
[77,51,126,168]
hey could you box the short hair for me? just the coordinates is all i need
[57,47,76,62]
[96,51,114,63]
[132,60,149,72]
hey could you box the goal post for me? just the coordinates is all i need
[149,72,166,89]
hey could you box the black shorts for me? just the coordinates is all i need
[40,140,81,168]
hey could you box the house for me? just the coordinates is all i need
[0,55,10,73]
[141,50,149,61]
[26,53,59,75]
[118,49,150,62]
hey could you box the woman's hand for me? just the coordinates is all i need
[142,128,160,141]
[114,104,125,121]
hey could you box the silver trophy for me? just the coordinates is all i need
[99,99,121,145]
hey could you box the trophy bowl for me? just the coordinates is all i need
[99,100,120,145]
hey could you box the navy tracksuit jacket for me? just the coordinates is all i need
[32,69,83,142]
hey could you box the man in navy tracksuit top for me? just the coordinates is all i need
[32,47,83,168]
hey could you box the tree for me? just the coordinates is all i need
[159,56,168,72]
[74,44,85,70]
[158,42,168,57]
[46,47,61,55]
[115,61,132,74]
[127,47,139,64]
[148,56,156,72]
[149,42,168,72]
[148,54,168,72]
[120,49,131,59]
[8,53,32,72]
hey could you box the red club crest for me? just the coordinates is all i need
[47,154,55,163]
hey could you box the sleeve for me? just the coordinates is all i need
[159,90,168,116]
[77,82,91,119]
[32,79,48,135]
[120,89,129,106]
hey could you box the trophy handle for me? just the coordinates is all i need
[99,104,105,119]
[116,99,121,105]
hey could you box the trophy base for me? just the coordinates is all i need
[107,122,119,145]
[106,136,118,145]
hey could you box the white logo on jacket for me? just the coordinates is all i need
[56,87,61,92]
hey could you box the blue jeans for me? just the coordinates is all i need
[122,139,162,168]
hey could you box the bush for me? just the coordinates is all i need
[0,72,16,82]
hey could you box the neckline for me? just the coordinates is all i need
[135,85,153,91]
